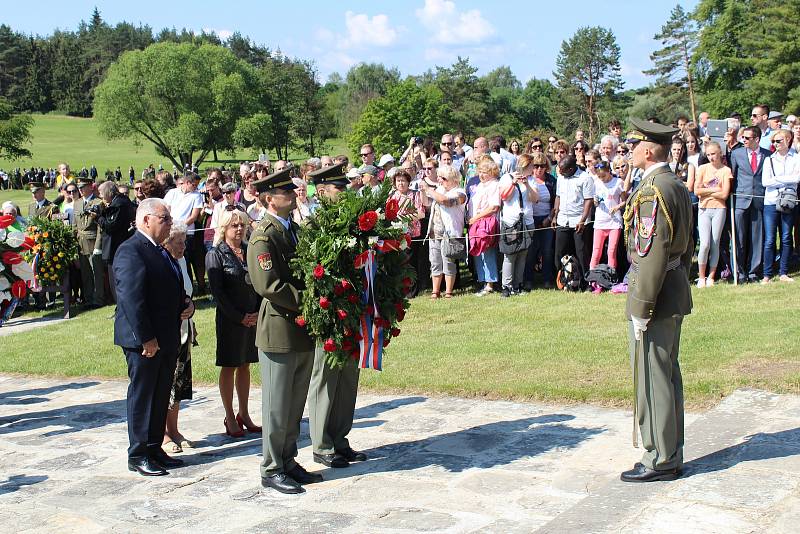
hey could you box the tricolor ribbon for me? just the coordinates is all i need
[357,249,384,371]
[31,253,41,291]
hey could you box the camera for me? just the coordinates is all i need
[84,203,103,217]
[414,136,424,146]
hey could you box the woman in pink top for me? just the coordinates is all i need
[690,141,732,287]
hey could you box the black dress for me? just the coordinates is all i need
[206,242,261,367]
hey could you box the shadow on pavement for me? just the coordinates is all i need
[353,396,426,420]
[684,428,800,477]
[0,474,49,495]
[0,381,100,406]
[0,398,125,436]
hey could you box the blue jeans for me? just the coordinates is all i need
[763,204,794,277]
[473,246,498,283]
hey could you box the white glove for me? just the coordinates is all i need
[631,316,650,341]
[92,248,102,256]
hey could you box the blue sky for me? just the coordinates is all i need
[5,0,698,89]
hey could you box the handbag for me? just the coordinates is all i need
[441,233,467,261]
[770,159,798,213]
[498,183,532,255]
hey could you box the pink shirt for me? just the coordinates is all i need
[468,179,500,219]
[390,190,425,237]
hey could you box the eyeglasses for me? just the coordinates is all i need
[423,167,435,172]
[548,138,556,143]
[751,113,760,118]
[531,144,543,149]
[742,136,755,141]
[223,190,235,195]
[772,138,786,144]
[360,152,373,157]
[616,149,627,154]
[441,142,454,146]
[65,189,77,194]
[532,164,546,169]
[229,223,247,228]
[573,146,585,151]
[152,214,172,223]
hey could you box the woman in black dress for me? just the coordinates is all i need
[206,208,261,437]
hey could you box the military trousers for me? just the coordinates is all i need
[79,252,105,306]
[629,315,685,471]
[258,349,314,477]
[308,345,361,455]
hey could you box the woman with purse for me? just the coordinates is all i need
[468,156,502,297]
[498,154,538,297]
[761,130,800,283]
[425,164,467,299]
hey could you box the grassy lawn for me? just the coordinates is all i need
[1,282,798,409]
[0,112,348,184]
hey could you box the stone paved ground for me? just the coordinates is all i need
[0,375,798,533]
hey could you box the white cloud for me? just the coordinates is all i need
[340,11,398,49]
[203,28,233,41]
[415,0,495,45]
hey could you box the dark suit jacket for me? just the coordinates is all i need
[730,145,771,209]
[113,231,186,351]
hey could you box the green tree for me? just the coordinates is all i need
[434,57,489,137]
[554,26,623,142]
[0,97,34,159]
[330,63,400,138]
[644,4,699,121]
[94,42,258,167]
[514,78,557,132]
[348,79,447,156]
[482,66,524,139]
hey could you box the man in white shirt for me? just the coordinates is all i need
[164,173,203,244]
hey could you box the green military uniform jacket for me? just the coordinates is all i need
[624,164,694,321]
[72,195,104,255]
[27,199,58,220]
[246,212,314,354]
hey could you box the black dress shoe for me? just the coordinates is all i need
[286,464,323,484]
[336,447,367,462]
[261,473,304,494]
[313,452,349,468]
[620,462,682,483]
[128,456,168,476]
[151,449,184,469]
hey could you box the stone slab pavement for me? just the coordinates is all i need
[0,316,68,338]
[0,375,798,533]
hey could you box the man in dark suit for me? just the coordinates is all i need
[97,181,136,305]
[113,198,194,476]
[729,126,771,282]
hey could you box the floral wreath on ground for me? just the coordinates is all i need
[292,180,416,370]
[22,217,79,289]
[0,215,36,325]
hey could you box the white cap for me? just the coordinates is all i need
[346,167,361,179]
[787,115,797,123]
[378,154,395,167]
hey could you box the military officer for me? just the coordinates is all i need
[72,177,105,309]
[27,182,58,219]
[246,167,322,494]
[620,118,694,483]
[305,164,368,469]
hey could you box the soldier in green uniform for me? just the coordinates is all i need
[305,163,368,469]
[246,167,322,494]
[72,177,105,309]
[27,182,58,219]
[620,118,694,483]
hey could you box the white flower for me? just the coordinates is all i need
[346,237,357,248]
[11,261,34,283]
[399,238,408,250]
[390,220,405,229]
[368,236,379,246]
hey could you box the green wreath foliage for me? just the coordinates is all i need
[291,179,416,368]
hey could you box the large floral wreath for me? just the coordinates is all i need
[0,215,36,325]
[292,180,415,369]
[22,217,79,287]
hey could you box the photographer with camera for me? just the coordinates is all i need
[97,180,137,306]
[72,177,106,309]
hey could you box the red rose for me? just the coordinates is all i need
[334,284,345,296]
[2,252,22,266]
[404,234,412,248]
[385,198,400,221]
[336,309,348,320]
[383,337,391,348]
[391,327,401,337]
[357,211,378,232]
[323,338,337,352]
[397,309,406,322]
[347,294,358,304]
[341,279,352,291]
[394,301,405,313]
[401,277,412,287]
[0,215,13,229]
[319,296,331,310]
[313,264,325,279]
[11,280,27,299]
[342,340,353,351]
[295,315,307,327]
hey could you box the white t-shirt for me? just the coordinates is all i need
[556,173,594,227]
[431,186,466,236]
[593,176,624,229]
[499,173,534,226]
[529,178,551,218]
[164,188,204,234]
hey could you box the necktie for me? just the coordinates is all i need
[750,150,758,173]
[158,245,181,280]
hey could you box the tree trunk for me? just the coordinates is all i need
[213,147,218,161]
[683,42,697,122]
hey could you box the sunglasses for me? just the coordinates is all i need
[360,152,373,157]
[616,149,627,153]
[531,144,543,149]
[751,113,760,118]
[548,139,556,143]
[742,136,755,141]
[423,167,435,172]
[573,146,585,151]
[133,187,141,191]
[532,164,546,169]
[772,138,786,144]
[65,189,77,193]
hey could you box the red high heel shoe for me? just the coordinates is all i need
[223,418,245,438]
[236,414,262,434]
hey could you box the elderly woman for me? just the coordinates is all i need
[292,177,317,224]
[690,141,732,287]
[499,154,539,296]
[425,164,467,298]
[761,130,800,283]
[468,156,502,296]
[205,209,262,437]
[162,221,195,453]
[391,171,425,288]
